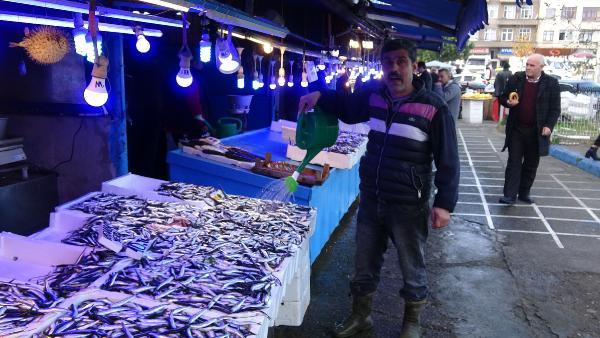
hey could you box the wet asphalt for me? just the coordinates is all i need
[272,122,600,338]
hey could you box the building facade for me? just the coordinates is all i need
[470,0,541,60]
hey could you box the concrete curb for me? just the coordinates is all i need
[549,145,600,178]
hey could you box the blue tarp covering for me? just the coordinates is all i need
[371,0,490,50]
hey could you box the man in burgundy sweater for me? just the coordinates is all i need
[498,54,561,205]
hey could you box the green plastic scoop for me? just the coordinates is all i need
[285,106,339,193]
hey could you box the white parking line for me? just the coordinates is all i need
[459,192,600,200]
[532,204,564,248]
[459,184,599,192]
[458,129,494,230]
[551,174,600,224]
[457,201,600,211]
[498,229,600,239]
[488,138,498,153]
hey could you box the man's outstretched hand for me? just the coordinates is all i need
[431,207,450,229]
[298,91,321,114]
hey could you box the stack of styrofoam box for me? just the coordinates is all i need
[275,238,311,326]
[283,126,368,169]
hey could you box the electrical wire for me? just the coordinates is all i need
[50,118,84,171]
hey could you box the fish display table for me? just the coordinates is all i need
[5,177,317,336]
[167,128,361,263]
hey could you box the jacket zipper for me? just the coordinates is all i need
[375,94,400,197]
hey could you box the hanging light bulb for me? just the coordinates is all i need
[252,55,260,90]
[198,14,211,63]
[331,49,340,57]
[325,75,332,84]
[287,60,294,87]
[133,26,150,53]
[176,50,193,87]
[317,59,326,71]
[301,61,308,88]
[263,42,273,54]
[85,30,102,63]
[257,55,264,88]
[72,13,87,56]
[277,47,286,87]
[216,26,240,74]
[199,31,211,63]
[237,65,244,89]
[84,55,109,107]
[269,59,276,90]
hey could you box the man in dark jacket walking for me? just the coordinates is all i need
[494,61,512,97]
[499,54,560,205]
[298,39,460,338]
[417,61,433,91]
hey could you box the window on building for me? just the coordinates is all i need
[518,28,532,41]
[561,6,576,19]
[504,5,516,19]
[520,6,533,19]
[559,30,573,41]
[484,29,497,41]
[579,31,593,43]
[488,4,499,19]
[543,31,554,41]
[582,7,600,21]
[545,8,556,19]
[501,28,514,41]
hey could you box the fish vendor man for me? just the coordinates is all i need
[298,39,460,338]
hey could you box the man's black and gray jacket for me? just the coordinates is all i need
[318,79,460,212]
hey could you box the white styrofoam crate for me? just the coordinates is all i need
[102,173,209,210]
[181,145,255,170]
[0,232,89,282]
[282,246,311,302]
[287,144,363,169]
[275,286,311,326]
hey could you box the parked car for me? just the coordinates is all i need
[455,73,487,91]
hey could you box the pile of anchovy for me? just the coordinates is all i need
[102,255,277,314]
[54,188,314,318]
[322,131,367,155]
[0,281,63,334]
[39,250,123,298]
[39,297,253,337]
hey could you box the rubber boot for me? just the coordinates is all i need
[400,300,427,338]
[585,147,599,161]
[332,293,374,337]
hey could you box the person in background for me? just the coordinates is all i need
[433,68,461,123]
[430,68,439,85]
[585,134,600,161]
[485,63,495,82]
[298,39,459,338]
[494,62,512,120]
[498,53,560,205]
[494,62,511,96]
[417,61,432,91]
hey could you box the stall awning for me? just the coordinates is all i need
[366,0,489,50]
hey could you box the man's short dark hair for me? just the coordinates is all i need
[501,61,510,70]
[417,61,426,68]
[380,39,417,63]
[438,68,451,77]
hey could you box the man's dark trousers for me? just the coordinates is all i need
[350,196,429,302]
[504,125,540,198]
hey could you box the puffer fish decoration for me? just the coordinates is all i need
[9,26,70,65]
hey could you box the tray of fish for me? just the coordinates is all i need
[102,174,211,211]
[33,249,131,299]
[24,289,266,338]
[286,131,368,169]
[0,280,65,337]
[0,233,91,283]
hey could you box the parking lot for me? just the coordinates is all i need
[456,126,600,248]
